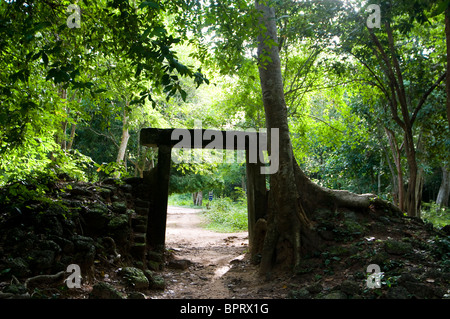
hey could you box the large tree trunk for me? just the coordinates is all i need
[437,165,450,208]
[255,0,309,274]
[254,1,399,275]
[446,8,450,131]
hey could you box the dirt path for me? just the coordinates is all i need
[149,206,286,299]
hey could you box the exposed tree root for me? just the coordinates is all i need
[258,161,404,276]
[25,271,66,290]
[293,162,402,216]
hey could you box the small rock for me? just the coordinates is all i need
[119,183,132,193]
[402,281,441,299]
[378,216,391,225]
[127,291,146,299]
[5,257,31,278]
[90,282,123,299]
[38,240,61,254]
[112,201,127,214]
[306,282,323,294]
[343,211,357,221]
[28,250,55,271]
[134,199,150,208]
[150,275,165,290]
[3,283,27,295]
[147,260,162,271]
[97,187,112,201]
[83,202,110,231]
[119,267,149,290]
[168,259,190,270]
[51,236,74,254]
[398,273,418,284]
[69,185,92,197]
[108,214,129,229]
[135,207,149,216]
[147,251,164,262]
[370,251,390,265]
[288,288,311,299]
[386,286,410,299]
[384,239,413,255]
[340,280,360,296]
[144,270,166,290]
[72,235,96,267]
[322,291,347,299]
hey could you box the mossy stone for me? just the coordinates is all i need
[384,240,413,255]
[119,267,149,290]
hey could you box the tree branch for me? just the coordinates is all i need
[385,21,408,116]
[411,71,447,126]
[86,127,120,149]
[307,114,344,133]
[285,79,364,96]
[368,28,406,130]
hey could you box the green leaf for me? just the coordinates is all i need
[135,63,143,77]
[42,52,49,67]
[430,0,450,17]
[0,268,11,275]
[139,1,160,10]
[180,89,187,102]
[161,74,171,86]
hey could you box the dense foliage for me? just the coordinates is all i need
[0,0,449,223]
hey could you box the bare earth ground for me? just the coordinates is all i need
[149,206,289,299]
[2,180,448,300]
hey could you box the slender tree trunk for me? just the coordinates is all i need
[116,126,130,164]
[67,124,76,150]
[378,156,383,195]
[384,127,405,211]
[377,131,399,205]
[437,165,450,208]
[116,107,130,164]
[404,129,419,217]
[413,133,424,218]
[60,121,68,150]
[415,165,424,218]
[192,191,203,206]
[57,87,68,150]
[115,105,130,178]
[446,8,450,131]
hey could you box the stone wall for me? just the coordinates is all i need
[0,176,156,282]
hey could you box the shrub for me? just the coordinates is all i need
[202,195,247,232]
[422,201,450,228]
